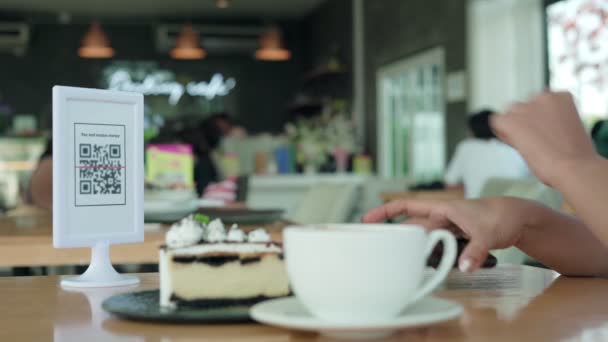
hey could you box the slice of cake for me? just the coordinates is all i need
[159,215,289,309]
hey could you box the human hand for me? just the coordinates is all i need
[362,197,543,273]
[492,91,600,187]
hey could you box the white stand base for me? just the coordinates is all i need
[61,241,140,288]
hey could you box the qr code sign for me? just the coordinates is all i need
[74,123,126,207]
[78,144,123,195]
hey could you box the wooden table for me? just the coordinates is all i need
[2,266,607,341]
[0,215,286,267]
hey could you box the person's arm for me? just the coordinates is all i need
[365,91,608,277]
[27,157,53,210]
[492,91,608,251]
[363,197,608,276]
[549,158,608,249]
[516,203,608,277]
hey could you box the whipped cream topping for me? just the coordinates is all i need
[226,225,246,242]
[166,217,273,248]
[203,218,226,243]
[247,228,271,243]
[166,216,204,248]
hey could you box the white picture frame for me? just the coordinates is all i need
[53,86,144,248]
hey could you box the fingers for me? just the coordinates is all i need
[429,209,453,230]
[401,217,465,238]
[401,218,433,227]
[492,102,527,146]
[504,101,527,114]
[362,206,392,223]
[544,90,573,103]
[362,199,440,223]
[458,240,490,273]
[491,115,512,146]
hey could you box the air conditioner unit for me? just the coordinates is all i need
[0,22,30,56]
[155,24,263,56]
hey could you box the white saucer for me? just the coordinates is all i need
[250,296,463,340]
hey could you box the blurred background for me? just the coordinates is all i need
[0,0,603,226]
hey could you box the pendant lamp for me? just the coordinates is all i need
[170,24,206,60]
[255,25,291,61]
[78,21,114,59]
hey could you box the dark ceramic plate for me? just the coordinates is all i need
[195,208,284,225]
[102,290,252,323]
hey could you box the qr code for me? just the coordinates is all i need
[78,144,123,195]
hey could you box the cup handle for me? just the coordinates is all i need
[408,229,457,305]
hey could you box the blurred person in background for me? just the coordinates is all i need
[211,112,248,139]
[445,109,529,198]
[156,112,240,196]
[591,119,608,158]
[27,143,53,210]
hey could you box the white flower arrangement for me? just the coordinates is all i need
[324,114,357,154]
[285,111,358,171]
[285,119,328,168]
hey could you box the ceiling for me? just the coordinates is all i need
[0,0,326,19]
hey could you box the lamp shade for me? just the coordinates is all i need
[170,24,206,60]
[78,21,114,59]
[255,25,291,61]
[216,0,229,9]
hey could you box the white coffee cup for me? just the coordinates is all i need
[283,224,457,324]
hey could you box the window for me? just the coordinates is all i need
[547,0,608,124]
[377,47,446,181]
